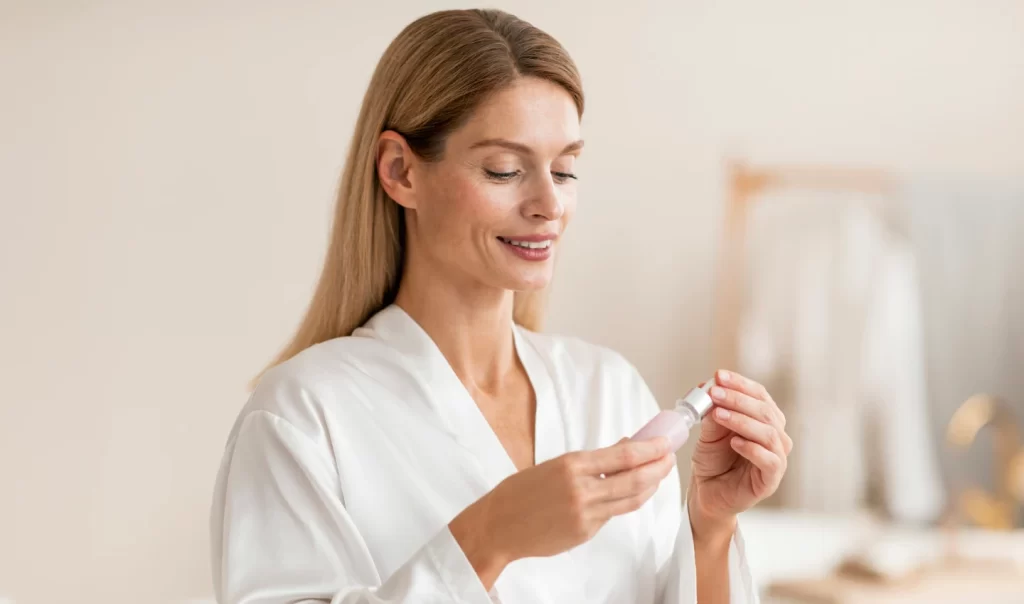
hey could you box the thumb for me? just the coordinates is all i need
[695,383,731,444]
[698,410,731,443]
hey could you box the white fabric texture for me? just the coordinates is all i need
[736,194,945,523]
[211,305,758,603]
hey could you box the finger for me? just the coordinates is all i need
[694,381,735,443]
[711,407,785,456]
[730,437,785,486]
[696,403,734,443]
[714,370,772,404]
[595,454,674,502]
[599,482,661,518]
[584,437,671,475]
[598,438,634,478]
[709,385,786,433]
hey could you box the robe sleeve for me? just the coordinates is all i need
[211,410,495,604]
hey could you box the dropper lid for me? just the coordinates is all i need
[679,379,715,419]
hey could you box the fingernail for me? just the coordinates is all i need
[717,370,730,383]
[710,386,725,400]
[731,436,743,448]
[716,408,730,420]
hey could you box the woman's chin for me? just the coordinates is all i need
[504,271,553,292]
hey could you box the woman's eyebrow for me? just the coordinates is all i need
[561,139,584,154]
[470,138,585,155]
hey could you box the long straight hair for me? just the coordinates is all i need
[261,9,584,378]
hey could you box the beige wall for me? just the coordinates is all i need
[1,1,1022,602]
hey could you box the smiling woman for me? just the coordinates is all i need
[376,75,582,296]
[210,7,780,604]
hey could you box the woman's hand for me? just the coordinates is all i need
[450,437,676,588]
[688,369,792,543]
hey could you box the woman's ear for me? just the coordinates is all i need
[377,131,418,210]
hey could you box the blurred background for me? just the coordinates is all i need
[1,1,1023,602]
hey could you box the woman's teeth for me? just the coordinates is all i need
[498,237,552,249]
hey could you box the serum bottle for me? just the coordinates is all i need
[631,379,716,452]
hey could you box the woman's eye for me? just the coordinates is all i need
[485,169,520,182]
[484,168,578,183]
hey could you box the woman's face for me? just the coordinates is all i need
[394,76,582,294]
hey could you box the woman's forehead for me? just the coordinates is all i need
[451,78,581,155]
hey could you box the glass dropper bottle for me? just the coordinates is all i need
[630,379,716,452]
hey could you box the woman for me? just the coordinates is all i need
[211,8,791,604]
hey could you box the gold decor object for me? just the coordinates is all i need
[945,393,1023,530]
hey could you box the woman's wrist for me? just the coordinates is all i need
[449,494,510,589]
[687,489,737,550]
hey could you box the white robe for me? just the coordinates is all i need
[210,305,757,603]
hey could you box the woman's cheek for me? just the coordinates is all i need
[560,192,578,225]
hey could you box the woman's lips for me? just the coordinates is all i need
[497,236,554,261]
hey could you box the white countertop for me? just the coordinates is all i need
[738,507,1024,600]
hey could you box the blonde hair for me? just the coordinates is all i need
[262,9,584,378]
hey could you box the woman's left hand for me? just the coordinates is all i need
[687,369,793,542]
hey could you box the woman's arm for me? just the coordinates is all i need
[690,507,738,604]
[211,410,495,604]
[650,472,758,603]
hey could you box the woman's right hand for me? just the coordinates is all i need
[449,437,675,588]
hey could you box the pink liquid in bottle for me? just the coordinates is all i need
[631,408,697,452]
[630,383,714,453]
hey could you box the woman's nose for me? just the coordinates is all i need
[523,176,564,221]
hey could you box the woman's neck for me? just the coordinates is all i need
[394,262,518,395]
